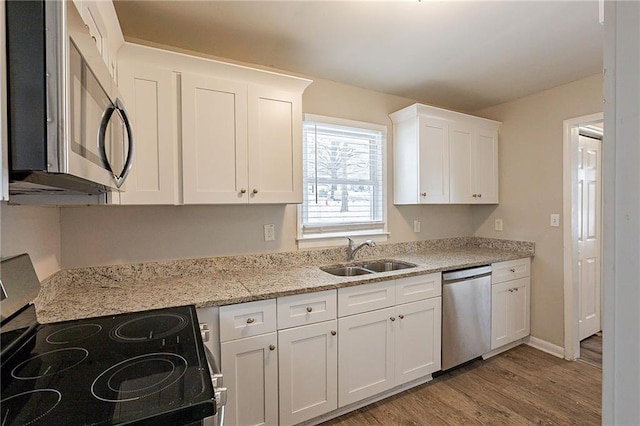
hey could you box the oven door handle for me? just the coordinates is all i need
[203,345,226,426]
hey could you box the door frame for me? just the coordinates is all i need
[562,112,603,361]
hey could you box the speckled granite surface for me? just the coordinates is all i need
[35,237,534,323]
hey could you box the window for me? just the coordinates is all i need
[298,114,387,246]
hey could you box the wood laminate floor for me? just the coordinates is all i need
[579,333,603,368]
[321,345,601,426]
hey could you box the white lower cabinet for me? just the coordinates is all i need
[338,307,395,406]
[278,320,338,425]
[221,332,279,426]
[490,258,531,350]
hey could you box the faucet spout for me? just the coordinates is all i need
[346,237,376,262]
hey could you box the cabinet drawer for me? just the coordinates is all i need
[395,273,442,304]
[220,299,276,342]
[277,290,337,329]
[492,258,531,284]
[338,281,395,317]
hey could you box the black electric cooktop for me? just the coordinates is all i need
[0,305,215,425]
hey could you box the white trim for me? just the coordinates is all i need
[562,112,603,361]
[303,113,388,134]
[297,231,389,250]
[482,340,525,359]
[525,336,565,359]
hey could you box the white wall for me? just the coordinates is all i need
[0,203,61,280]
[59,77,474,268]
[472,74,603,348]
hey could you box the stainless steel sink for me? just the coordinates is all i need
[321,266,373,276]
[321,260,416,276]
[360,260,416,273]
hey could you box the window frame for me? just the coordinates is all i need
[297,114,388,249]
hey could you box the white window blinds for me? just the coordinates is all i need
[301,115,386,237]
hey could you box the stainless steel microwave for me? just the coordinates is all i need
[5,0,133,204]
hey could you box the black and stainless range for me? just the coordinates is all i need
[0,254,217,425]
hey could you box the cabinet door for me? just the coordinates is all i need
[449,123,475,204]
[221,333,278,426]
[418,116,450,203]
[338,307,394,407]
[247,85,302,204]
[118,63,178,204]
[395,298,441,385]
[473,128,499,203]
[182,73,248,204]
[278,321,338,425]
[491,278,530,349]
[509,277,530,341]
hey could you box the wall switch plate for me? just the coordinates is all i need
[495,218,503,231]
[413,220,421,233]
[550,214,560,227]
[264,224,275,241]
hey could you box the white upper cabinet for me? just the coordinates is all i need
[181,74,248,204]
[115,43,311,205]
[390,103,500,205]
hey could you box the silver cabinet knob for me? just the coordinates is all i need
[252,189,259,194]
[240,188,247,194]
[398,314,404,319]
[331,330,337,336]
[390,317,396,322]
[246,318,255,324]
[306,307,313,313]
[420,192,427,197]
[478,194,482,198]
[509,268,516,273]
[472,194,478,198]
[508,289,514,293]
[514,287,519,292]
[269,344,276,351]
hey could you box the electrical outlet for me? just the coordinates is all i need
[550,214,560,227]
[495,218,503,231]
[264,224,275,241]
[413,220,421,233]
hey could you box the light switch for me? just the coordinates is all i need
[550,214,560,227]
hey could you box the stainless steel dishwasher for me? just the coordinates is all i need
[441,265,492,370]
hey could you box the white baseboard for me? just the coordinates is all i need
[482,340,524,359]
[525,335,565,359]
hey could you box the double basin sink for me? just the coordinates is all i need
[321,260,416,277]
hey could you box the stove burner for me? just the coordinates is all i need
[46,324,102,344]
[110,313,188,342]
[91,353,188,402]
[11,348,89,380]
[1,389,62,425]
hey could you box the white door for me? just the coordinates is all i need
[338,307,395,407]
[181,73,248,204]
[578,134,602,340]
[418,116,450,203]
[449,123,474,203]
[508,277,531,341]
[247,85,302,204]
[472,128,499,203]
[394,298,441,385]
[221,333,278,426]
[278,321,338,425]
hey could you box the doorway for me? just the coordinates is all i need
[563,113,603,361]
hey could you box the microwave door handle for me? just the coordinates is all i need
[98,105,116,176]
[114,100,134,188]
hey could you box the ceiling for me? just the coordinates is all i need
[113,1,603,112]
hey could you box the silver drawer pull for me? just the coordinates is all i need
[246,318,255,324]
[240,188,247,194]
[390,317,396,322]
[509,268,516,273]
[398,314,404,319]
[306,307,313,313]
[269,344,276,351]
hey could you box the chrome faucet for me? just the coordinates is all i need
[346,237,376,262]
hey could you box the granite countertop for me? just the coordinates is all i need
[34,237,534,324]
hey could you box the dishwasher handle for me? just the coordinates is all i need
[442,265,492,283]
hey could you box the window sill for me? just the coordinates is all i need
[297,231,389,250]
